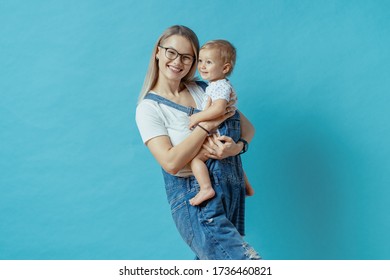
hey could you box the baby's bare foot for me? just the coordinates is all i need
[189,188,215,206]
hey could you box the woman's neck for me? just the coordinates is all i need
[151,79,195,107]
[152,80,185,98]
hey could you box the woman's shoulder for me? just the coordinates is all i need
[136,97,161,116]
[137,97,154,107]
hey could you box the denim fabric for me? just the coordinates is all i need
[145,92,261,260]
[163,155,260,260]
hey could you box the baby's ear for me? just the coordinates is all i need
[222,63,232,74]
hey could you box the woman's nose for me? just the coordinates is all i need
[172,55,182,64]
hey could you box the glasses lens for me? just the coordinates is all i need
[161,46,193,65]
[182,55,194,65]
[165,48,178,60]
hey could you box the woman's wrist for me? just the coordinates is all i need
[196,123,211,136]
[234,140,244,155]
[198,121,212,132]
[225,139,244,157]
[237,138,249,154]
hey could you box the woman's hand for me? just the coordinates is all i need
[199,98,236,132]
[202,134,242,159]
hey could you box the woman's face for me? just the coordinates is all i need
[156,35,195,82]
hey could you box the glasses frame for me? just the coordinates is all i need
[158,45,195,65]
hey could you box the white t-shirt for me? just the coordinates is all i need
[136,82,206,177]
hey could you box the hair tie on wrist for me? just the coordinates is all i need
[197,124,211,136]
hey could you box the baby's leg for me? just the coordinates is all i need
[244,171,255,196]
[190,156,215,206]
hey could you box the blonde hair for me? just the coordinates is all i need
[200,39,236,76]
[138,25,200,103]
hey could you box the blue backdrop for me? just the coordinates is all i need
[1,0,389,260]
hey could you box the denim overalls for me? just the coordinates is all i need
[144,83,260,260]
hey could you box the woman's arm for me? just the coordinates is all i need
[239,111,255,143]
[202,111,255,159]
[146,110,236,175]
[146,128,207,174]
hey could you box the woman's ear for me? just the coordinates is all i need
[222,63,232,74]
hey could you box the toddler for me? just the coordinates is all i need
[189,40,254,206]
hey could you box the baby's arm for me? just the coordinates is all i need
[189,99,228,128]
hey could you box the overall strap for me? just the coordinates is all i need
[195,80,208,91]
[144,93,201,116]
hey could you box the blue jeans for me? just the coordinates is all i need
[144,91,260,259]
[162,112,261,260]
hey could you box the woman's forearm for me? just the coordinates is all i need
[200,111,255,160]
[167,127,210,173]
[147,126,209,175]
[147,110,235,174]
[239,111,255,143]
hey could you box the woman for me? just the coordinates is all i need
[136,25,260,260]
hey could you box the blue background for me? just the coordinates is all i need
[1,0,389,260]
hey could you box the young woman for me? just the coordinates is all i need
[136,25,260,260]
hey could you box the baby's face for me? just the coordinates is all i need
[198,48,226,82]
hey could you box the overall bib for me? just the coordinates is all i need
[144,82,260,260]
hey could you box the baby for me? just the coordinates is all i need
[189,39,254,206]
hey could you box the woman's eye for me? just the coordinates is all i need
[183,56,193,62]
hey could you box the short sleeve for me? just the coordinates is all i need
[206,80,232,102]
[136,101,168,144]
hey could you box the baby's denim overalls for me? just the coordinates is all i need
[144,82,260,260]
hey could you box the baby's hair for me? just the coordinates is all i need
[200,39,236,76]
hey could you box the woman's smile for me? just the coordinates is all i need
[167,64,183,73]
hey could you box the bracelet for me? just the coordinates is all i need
[197,124,211,136]
[237,138,249,154]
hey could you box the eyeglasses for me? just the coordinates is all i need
[158,45,194,65]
